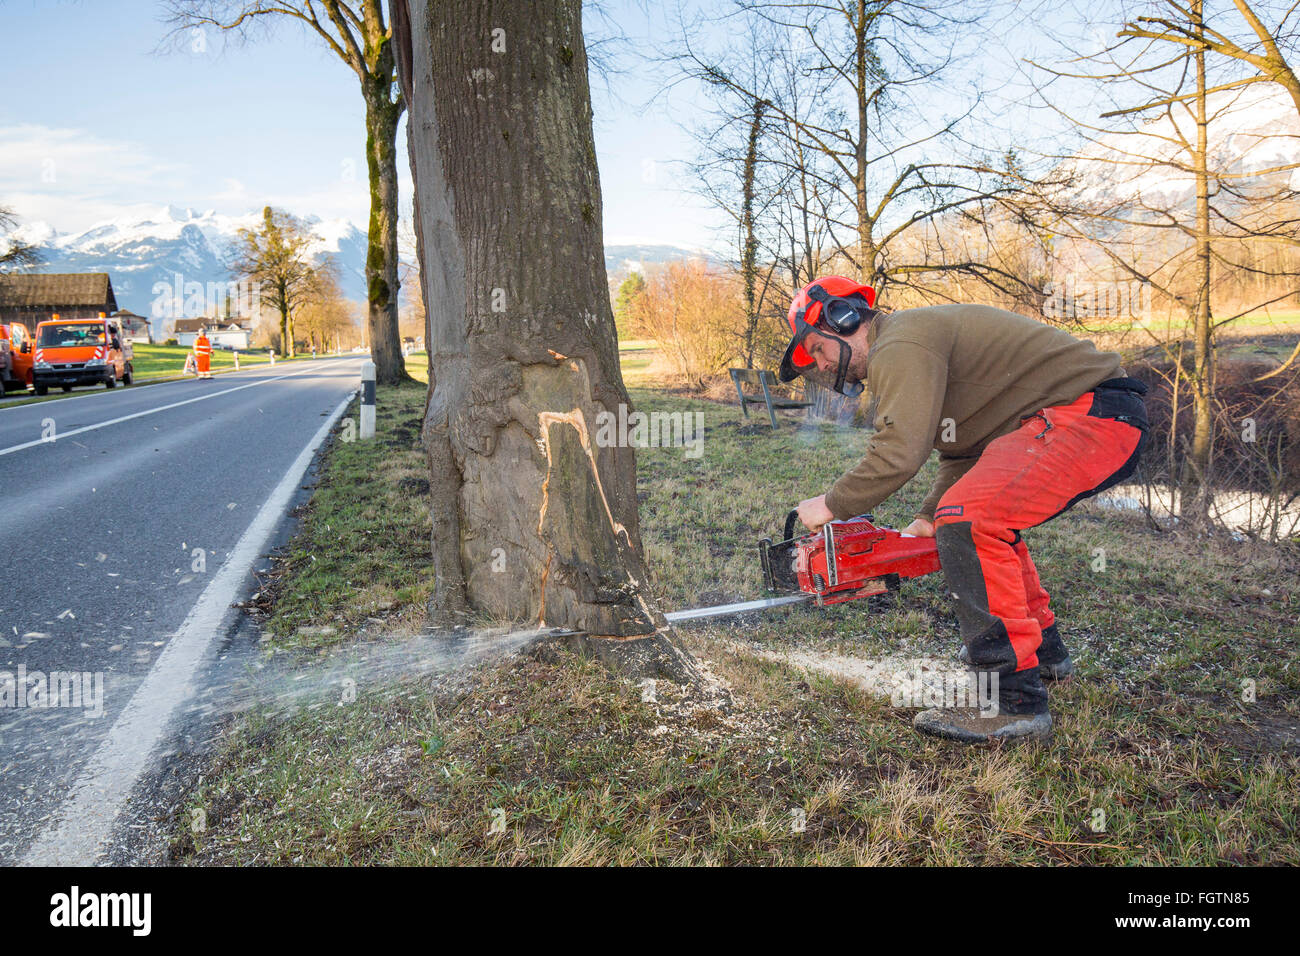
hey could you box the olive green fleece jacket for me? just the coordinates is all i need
[823,304,1124,523]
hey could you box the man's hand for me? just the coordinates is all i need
[797,494,835,532]
[901,517,935,537]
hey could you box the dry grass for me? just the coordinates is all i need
[169,376,1300,866]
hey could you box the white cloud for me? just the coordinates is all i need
[0,125,189,227]
[0,123,376,234]
[211,177,248,202]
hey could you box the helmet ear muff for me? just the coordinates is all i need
[805,283,870,336]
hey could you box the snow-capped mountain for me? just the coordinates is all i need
[1069,82,1300,207]
[12,206,369,331]
[604,242,721,277]
[7,206,721,336]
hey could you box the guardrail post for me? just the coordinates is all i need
[360,360,376,439]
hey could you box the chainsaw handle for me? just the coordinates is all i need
[786,508,880,540]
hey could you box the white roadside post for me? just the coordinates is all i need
[360,360,376,440]
[270,350,276,366]
[233,350,240,370]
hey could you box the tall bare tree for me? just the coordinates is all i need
[677,0,1038,301]
[1030,0,1300,524]
[1120,0,1300,116]
[232,206,321,356]
[163,0,408,383]
[672,12,785,367]
[1118,0,1300,386]
[391,0,697,679]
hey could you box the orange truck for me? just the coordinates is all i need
[1,321,35,393]
[32,312,134,395]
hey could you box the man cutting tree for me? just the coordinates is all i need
[779,276,1150,744]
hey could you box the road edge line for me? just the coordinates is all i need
[20,386,359,866]
[0,354,351,412]
[0,363,329,458]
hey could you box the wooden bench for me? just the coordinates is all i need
[729,368,814,428]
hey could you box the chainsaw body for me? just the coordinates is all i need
[759,510,941,606]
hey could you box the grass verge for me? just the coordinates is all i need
[170,382,1300,865]
[243,379,433,650]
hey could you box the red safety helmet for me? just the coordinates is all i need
[778,276,877,395]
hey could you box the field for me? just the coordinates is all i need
[0,344,320,409]
[129,343,279,377]
[166,349,1300,866]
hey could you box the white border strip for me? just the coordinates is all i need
[21,387,358,866]
[0,354,331,412]
[0,364,326,458]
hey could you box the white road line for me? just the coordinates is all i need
[21,387,358,866]
[0,363,326,458]
[0,356,328,412]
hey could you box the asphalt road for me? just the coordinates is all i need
[0,356,365,864]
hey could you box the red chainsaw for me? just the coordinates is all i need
[664,511,942,625]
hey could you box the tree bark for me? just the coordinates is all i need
[853,0,875,284]
[362,47,408,385]
[1182,0,1216,526]
[393,0,698,681]
[278,276,293,358]
[740,97,765,368]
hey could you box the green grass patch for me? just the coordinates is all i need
[0,345,322,409]
[251,380,433,650]
[129,343,277,377]
[172,379,1300,866]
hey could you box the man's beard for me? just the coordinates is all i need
[848,346,870,385]
[802,338,865,397]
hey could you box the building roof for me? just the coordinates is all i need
[172,318,251,334]
[0,273,117,311]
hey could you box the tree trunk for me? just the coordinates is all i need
[392,0,697,681]
[1182,0,1215,527]
[740,98,764,368]
[854,0,872,283]
[279,291,292,359]
[363,78,409,385]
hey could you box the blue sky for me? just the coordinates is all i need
[0,0,726,249]
[0,0,1120,252]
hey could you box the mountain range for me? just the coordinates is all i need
[1069,82,1300,205]
[9,206,715,336]
[11,206,367,332]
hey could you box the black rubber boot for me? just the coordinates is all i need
[1036,623,1074,681]
[958,623,1074,682]
[913,708,1053,744]
[915,659,1051,745]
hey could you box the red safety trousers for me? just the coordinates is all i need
[932,378,1149,714]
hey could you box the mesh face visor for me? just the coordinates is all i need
[777,315,864,397]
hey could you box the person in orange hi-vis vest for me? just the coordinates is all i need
[194,328,213,379]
